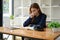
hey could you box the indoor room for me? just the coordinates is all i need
[0,0,60,40]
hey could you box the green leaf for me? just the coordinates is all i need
[48,21,60,28]
[10,15,14,20]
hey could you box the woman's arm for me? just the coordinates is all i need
[34,14,47,29]
[38,14,47,28]
[23,17,32,27]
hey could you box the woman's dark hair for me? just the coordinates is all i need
[30,3,42,14]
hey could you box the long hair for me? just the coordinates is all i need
[29,3,42,23]
[29,3,42,14]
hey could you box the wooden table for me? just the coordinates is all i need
[0,27,60,40]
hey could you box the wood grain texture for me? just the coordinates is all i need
[0,27,60,40]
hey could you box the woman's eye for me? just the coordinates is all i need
[33,10,35,12]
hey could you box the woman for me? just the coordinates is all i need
[23,3,47,40]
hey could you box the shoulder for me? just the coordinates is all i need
[41,13,47,17]
[41,13,47,16]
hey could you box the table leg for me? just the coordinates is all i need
[22,37,24,40]
[13,35,16,40]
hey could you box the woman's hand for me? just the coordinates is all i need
[20,27,34,30]
[30,13,35,18]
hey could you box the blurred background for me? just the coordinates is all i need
[3,0,60,40]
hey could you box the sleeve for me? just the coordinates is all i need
[23,17,32,27]
[34,14,47,30]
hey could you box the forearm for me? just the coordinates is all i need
[23,17,32,27]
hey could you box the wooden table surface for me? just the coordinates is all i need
[0,27,60,40]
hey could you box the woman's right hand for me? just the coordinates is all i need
[30,13,35,18]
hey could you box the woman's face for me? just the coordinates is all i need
[30,8,39,16]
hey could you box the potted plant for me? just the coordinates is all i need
[48,21,60,32]
[10,15,14,27]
